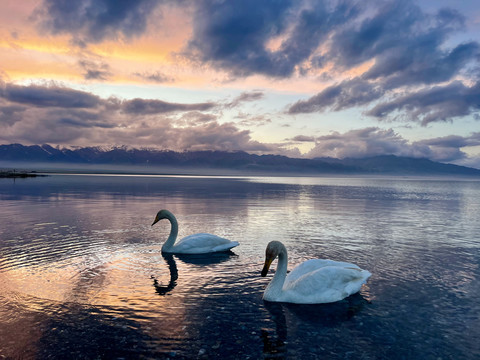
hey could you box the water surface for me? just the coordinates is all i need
[0,174,479,359]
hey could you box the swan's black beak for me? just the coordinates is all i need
[261,258,273,277]
[151,216,160,226]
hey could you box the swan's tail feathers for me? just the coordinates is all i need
[213,241,239,253]
[341,269,371,299]
[361,270,372,283]
[345,267,371,283]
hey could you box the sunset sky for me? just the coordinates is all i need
[1,0,480,167]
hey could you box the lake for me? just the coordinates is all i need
[0,174,479,359]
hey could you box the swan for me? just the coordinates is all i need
[261,241,371,304]
[151,209,239,254]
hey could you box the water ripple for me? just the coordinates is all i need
[0,175,479,359]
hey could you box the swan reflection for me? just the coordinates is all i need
[282,292,370,324]
[262,302,287,359]
[151,251,237,296]
[261,293,370,358]
[151,254,178,296]
[174,250,237,266]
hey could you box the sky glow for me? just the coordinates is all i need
[1,0,480,167]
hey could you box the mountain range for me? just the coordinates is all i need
[0,143,479,176]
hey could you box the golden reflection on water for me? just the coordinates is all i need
[1,175,479,359]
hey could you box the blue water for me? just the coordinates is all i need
[0,174,479,359]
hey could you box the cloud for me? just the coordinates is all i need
[0,83,102,108]
[414,133,480,163]
[367,81,480,125]
[297,127,480,168]
[175,111,217,127]
[418,133,480,148]
[306,127,418,159]
[235,114,272,127]
[327,1,466,72]
[291,135,315,142]
[133,71,174,83]
[170,121,269,152]
[285,0,480,124]
[187,0,360,77]
[288,78,382,113]
[227,91,264,108]
[59,117,116,129]
[121,98,216,115]
[0,103,26,126]
[35,0,160,44]
[290,78,480,126]
[78,59,113,80]
[0,81,288,155]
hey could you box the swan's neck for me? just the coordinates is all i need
[162,213,178,252]
[265,248,288,300]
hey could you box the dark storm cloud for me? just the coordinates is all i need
[0,82,219,115]
[0,83,101,108]
[364,41,479,90]
[187,0,360,77]
[367,81,480,125]
[327,1,465,71]
[36,0,160,43]
[0,104,26,126]
[59,118,116,128]
[122,98,216,115]
[418,133,480,148]
[49,108,116,129]
[288,78,382,113]
[285,0,480,123]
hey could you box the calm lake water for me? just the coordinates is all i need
[0,174,479,359]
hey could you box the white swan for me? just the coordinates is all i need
[151,209,239,254]
[261,241,371,304]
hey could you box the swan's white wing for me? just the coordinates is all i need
[286,259,361,283]
[283,264,371,304]
[172,233,238,254]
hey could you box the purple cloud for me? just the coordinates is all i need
[121,98,216,115]
[78,59,113,81]
[187,0,360,77]
[367,81,480,125]
[36,0,159,43]
[0,83,101,108]
[228,91,265,108]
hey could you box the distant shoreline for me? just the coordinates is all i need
[0,170,47,178]
[1,167,479,183]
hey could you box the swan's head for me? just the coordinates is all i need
[261,241,284,277]
[152,209,172,226]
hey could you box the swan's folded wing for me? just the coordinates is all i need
[212,241,239,252]
[287,259,361,283]
[174,233,238,253]
[284,266,370,304]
